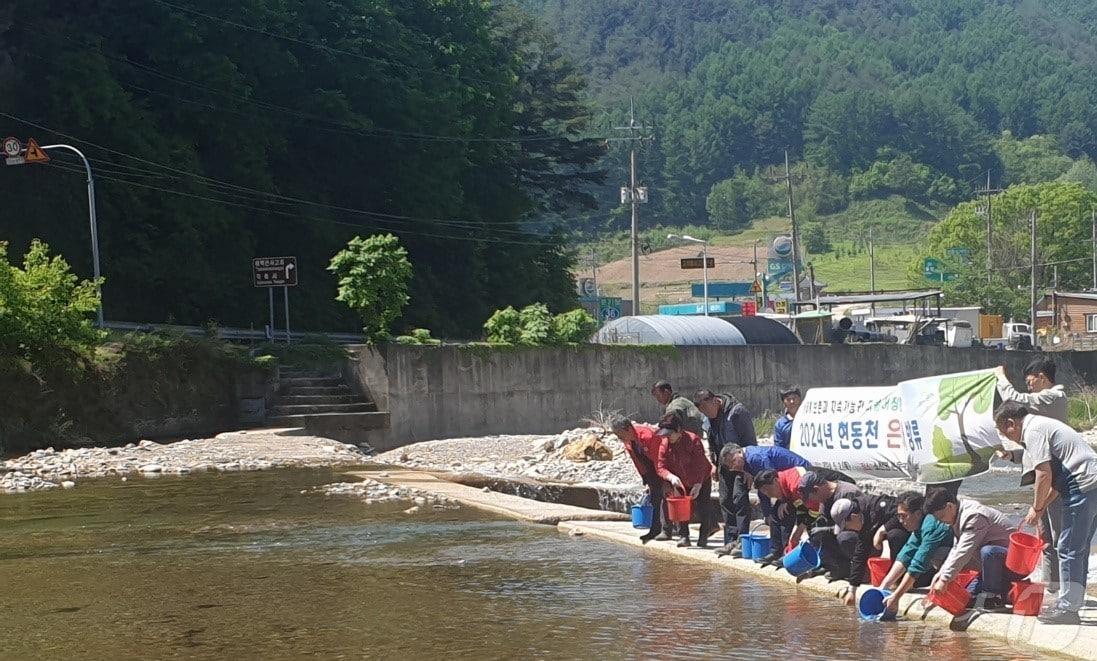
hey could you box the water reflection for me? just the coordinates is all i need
[0,468,1056,659]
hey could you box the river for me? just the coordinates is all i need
[0,468,1056,659]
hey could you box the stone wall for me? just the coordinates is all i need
[346,344,1097,451]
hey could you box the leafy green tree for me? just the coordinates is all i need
[328,234,413,343]
[484,306,522,344]
[1058,158,1097,193]
[0,240,103,369]
[553,308,598,343]
[518,303,555,345]
[996,132,1075,186]
[801,223,831,254]
[705,170,781,230]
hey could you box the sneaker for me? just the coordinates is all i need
[973,593,1006,611]
[640,530,661,545]
[677,537,692,548]
[1038,608,1081,625]
[728,547,743,559]
[654,531,673,542]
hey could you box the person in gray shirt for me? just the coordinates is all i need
[995,358,1068,593]
[996,401,1097,624]
[926,489,1017,610]
[651,381,705,437]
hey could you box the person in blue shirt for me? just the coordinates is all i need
[879,491,953,617]
[719,443,811,561]
[772,387,802,449]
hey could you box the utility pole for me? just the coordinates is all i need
[614,98,654,315]
[976,171,1003,295]
[784,150,803,303]
[808,263,817,301]
[589,246,598,296]
[869,230,877,315]
[1030,209,1038,338]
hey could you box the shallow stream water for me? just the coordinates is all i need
[0,468,1057,659]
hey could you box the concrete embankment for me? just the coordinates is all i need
[364,469,1097,660]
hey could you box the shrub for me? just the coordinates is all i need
[553,309,598,344]
[518,303,555,345]
[394,328,441,345]
[484,306,522,344]
[328,234,413,343]
[0,240,103,371]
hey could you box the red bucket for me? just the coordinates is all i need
[868,557,893,587]
[1009,580,1045,616]
[927,569,978,616]
[666,495,692,523]
[1005,531,1044,576]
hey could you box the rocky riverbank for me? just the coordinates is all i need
[1,429,370,493]
[318,476,461,513]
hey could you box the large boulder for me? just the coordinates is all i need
[561,434,613,462]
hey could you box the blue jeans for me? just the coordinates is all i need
[1056,488,1097,612]
[967,545,1023,598]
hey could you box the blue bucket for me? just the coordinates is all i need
[750,534,772,562]
[782,541,822,576]
[858,588,893,622]
[631,504,653,529]
[739,533,754,559]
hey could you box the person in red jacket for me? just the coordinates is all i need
[610,415,671,543]
[655,411,716,548]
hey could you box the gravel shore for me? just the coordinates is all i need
[1,429,370,493]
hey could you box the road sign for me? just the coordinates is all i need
[599,297,622,322]
[750,279,762,293]
[691,282,751,298]
[775,300,789,314]
[23,138,49,164]
[680,257,715,269]
[2,137,20,157]
[579,277,597,298]
[923,257,957,282]
[253,256,298,287]
[742,301,757,316]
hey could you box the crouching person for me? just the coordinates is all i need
[926,488,1018,610]
[718,443,811,561]
[655,411,717,548]
[610,415,670,544]
[880,491,954,616]
[830,494,910,606]
[797,470,862,580]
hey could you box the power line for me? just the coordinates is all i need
[44,161,566,247]
[1,111,616,230]
[149,0,501,86]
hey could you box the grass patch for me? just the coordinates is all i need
[809,243,920,292]
[1068,389,1097,431]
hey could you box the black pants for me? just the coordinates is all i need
[822,527,912,580]
[765,498,796,553]
[680,478,714,543]
[718,466,752,544]
[642,473,666,536]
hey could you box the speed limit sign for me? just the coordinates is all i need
[2,137,21,158]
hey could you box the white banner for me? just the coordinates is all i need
[897,369,999,484]
[791,386,911,478]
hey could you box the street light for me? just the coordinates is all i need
[668,234,709,316]
[41,144,104,327]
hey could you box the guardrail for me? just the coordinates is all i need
[103,321,364,345]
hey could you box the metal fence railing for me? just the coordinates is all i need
[103,321,364,345]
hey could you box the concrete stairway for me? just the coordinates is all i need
[266,367,388,443]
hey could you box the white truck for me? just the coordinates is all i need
[981,322,1034,350]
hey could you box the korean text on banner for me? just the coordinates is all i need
[897,369,999,484]
[791,387,911,478]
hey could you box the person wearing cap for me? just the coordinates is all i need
[925,488,1018,612]
[798,470,862,579]
[610,415,672,544]
[880,491,954,617]
[654,410,716,548]
[719,443,811,558]
[754,467,831,563]
[651,381,706,437]
[995,401,1097,624]
[772,387,802,449]
[693,389,757,554]
[829,494,908,607]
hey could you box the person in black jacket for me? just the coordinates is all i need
[829,494,911,606]
[694,389,757,555]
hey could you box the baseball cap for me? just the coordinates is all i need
[830,498,857,535]
[797,471,824,500]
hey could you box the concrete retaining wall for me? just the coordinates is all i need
[346,344,1097,451]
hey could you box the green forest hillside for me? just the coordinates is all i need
[527,0,1097,239]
